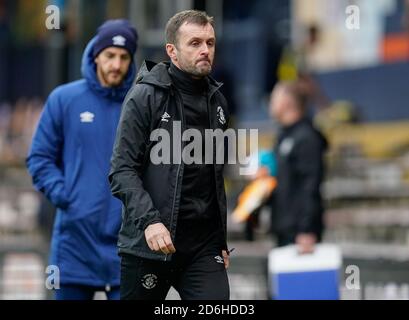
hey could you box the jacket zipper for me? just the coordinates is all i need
[207,91,228,247]
[165,87,185,261]
[166,164,181,262]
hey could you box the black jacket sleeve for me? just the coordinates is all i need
[294,132,324,234]
[109,84,161,230]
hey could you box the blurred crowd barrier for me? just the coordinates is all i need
[0,98,49,299]
[0,98,45,235]
[0,98,42,167]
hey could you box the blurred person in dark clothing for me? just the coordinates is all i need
[26,20,138,300]
[109,10,230,300]
[269,81,327,254]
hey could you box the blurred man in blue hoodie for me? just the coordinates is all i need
[26,20,138,300]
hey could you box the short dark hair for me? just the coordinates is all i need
[165,10,214,46]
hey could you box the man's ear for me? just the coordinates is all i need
[166,43,178,62]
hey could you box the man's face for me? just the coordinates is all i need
[270,87,297,124]
[167,22,215,78]
[94,47,131,87]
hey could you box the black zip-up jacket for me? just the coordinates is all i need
[109,61,230,261]
[272,118,328,240]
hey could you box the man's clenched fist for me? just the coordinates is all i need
[145,223,176,254]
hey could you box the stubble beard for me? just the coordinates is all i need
[181,60,212,78]
[100,69,125,87]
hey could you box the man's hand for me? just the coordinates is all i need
[296,233,317,254]
[222,250,229,269]
[145,223,176,254]
[255,167,269,179]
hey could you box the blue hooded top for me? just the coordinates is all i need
[26,37,136,287]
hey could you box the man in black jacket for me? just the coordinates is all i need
[109,10,230,300]
[269,81,327,254]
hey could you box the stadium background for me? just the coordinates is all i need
[1,0,409,299]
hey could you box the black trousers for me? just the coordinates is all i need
[120,250,230,300]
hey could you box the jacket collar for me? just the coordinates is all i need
[136,60,223,96]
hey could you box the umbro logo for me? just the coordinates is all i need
[80,111,95,123]
[112,35,126,46]
[214,255,224,264]
[161,112,171,122]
